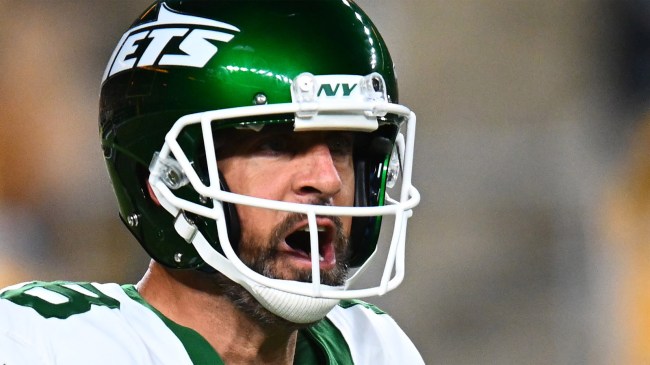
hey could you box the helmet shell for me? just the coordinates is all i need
[100,0,399,269]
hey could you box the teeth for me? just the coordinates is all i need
[309,254,325,262]
[300,226,326,232]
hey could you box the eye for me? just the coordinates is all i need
[256,134,292,156]
[326,133,354,157]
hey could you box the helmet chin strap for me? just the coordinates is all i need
[173,213,339,323]
[248,285,340,324]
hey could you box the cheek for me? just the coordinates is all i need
[336,160,356,207]
[228,186,283,245]
[219,158,276,243]
[222,158,285,200]
[236,206,277,249]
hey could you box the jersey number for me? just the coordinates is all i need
[1,281,120,319]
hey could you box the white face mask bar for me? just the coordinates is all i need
[148,74,420,304]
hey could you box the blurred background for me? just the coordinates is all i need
[3,0,650,364]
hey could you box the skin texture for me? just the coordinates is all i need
[137,127,356,364]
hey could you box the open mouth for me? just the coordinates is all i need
[283,222,336,266]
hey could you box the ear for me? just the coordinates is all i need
[146,179,161,206]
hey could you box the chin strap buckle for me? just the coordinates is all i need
[174,212,198,243]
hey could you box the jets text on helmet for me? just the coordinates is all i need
[102,3,240,82]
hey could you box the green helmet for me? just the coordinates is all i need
[99,0,419,323]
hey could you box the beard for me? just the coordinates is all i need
[211,213,351,327]
[241,213,351,285]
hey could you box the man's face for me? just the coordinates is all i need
[217,125,355,286]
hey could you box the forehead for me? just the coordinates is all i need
[215,123,292,142]
[214,124,355,153]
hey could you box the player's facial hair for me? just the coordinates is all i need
[213,213,351,327]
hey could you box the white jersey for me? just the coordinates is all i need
[0,281,423,364]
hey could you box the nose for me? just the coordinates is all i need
[292,143,343,201]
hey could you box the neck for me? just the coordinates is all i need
[136,261,299,365]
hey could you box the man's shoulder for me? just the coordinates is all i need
[325,299,395,338]
[323,299,425,365]
[0,281,197,364]
[298,300,390,362]
[326,299,394,328]
[336,299,387,315]
[0,281,133,361]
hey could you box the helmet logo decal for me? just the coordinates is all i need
[291,73,385,132]
[318,83,358,97]
[102,3,240,82]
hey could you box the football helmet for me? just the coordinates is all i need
[99,0,419,323]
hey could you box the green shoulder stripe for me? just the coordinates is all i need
[0,281,120,319]
[296,317,354,365]
[121,285,224,365]
[338,299,386,315]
